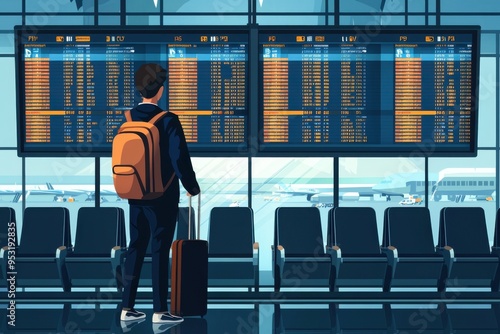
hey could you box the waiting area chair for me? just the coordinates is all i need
[437,207,498,290]
[382,207,446,291]
[208,207,259,291]
[0,207,16,288]
[328,207,390,291]
[14,207,72,291]
[59,207,127,291]
[492,208,500,291]
[272,207,333,292]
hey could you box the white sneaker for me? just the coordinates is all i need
[120,308,146,321]
[152,312,184,324]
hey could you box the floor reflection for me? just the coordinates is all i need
[2,302,500,333]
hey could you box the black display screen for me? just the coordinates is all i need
[258,27,479,156]
[16,26,249,156]
[16,26,479,157]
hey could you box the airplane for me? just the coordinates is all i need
[45,183,119,202]
[0,183,119,203]
[271,183,375,207]
[431,168,496,202]
[272,183,323,201]
[0,184,62,202]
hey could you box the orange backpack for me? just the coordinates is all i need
[112,110,175,200]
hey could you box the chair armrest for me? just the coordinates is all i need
[381,246,398,279]
[111,246,126,260]
[436,246,455,259]
[56,246,68,263]
[56,246,71,292]
[326,245,341,267]
[111,246,127,288]
[271,245,285,277]
[0,246,8,279]
[381,246,398,260]
[326,245,341,258]
[253,242,259,266]
[436,245,454,277]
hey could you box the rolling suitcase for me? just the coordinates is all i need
[171,194,208,316]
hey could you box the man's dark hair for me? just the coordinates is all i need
[135,63,167,98]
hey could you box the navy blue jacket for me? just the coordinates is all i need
[128,103,200,206]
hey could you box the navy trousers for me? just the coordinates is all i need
[122,204,178,312]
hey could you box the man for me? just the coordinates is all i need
[120,63,200,324]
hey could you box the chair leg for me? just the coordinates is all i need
[274,265,281,292]
[329,266,336,293]
[254,265,259,292]
[382,265,392,292]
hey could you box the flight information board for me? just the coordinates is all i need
[16,27,248,156]
[259,27,479,155]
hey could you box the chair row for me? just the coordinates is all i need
[0,206,258,292]
[272,206,500,292]
[3,205,499,293]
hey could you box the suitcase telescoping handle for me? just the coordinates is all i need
[188,192,201,240]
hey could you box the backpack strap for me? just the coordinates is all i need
[124,110,132,122]
[150,111,175,192]
[149,111,168,125]
[163,172,176,192]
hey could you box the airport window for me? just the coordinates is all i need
[478,58,497,147]
[340,0,397,13]
[0,57,17,147]
[339,15,405,25]
[327,0,334,12]
[408,0,425,13]
[99,0,120,13]
[0,150,23,231]
[126,15,160,25]
[164,0,245,13]
[126,0,160,12]
[0,16,22,30]
[192,157,248,236]
[441,16,500,30]
[25,157,97,242]
[429,151,496,241]
[257,15,326,25]
[163,15,248,25]
[25,15,94,25]
[257,0,325,13]
[0,1,22,12]
[0,34,14,54]
[339,157,424,238]
[253,157,333,277]
[98,15,121,25]
[441,0,500,12]
[481,34,497,55]
[408,16,425,25]
[25,0,93,13]
[3,0,500,302]
[428,0,436,12]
